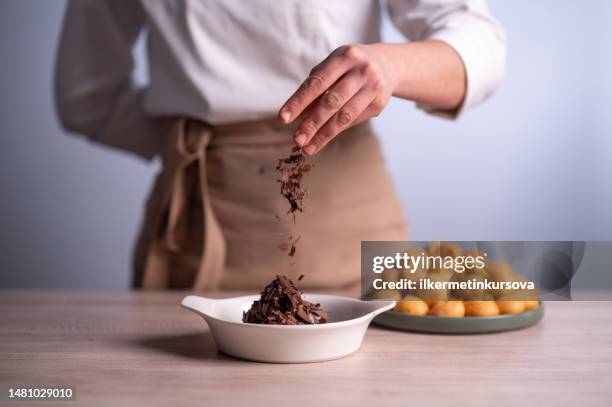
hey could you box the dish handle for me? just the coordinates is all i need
[181,295,216,318]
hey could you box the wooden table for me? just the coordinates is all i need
[1,290,611,406]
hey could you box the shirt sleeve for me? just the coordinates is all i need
[54,0,161,160]
[387,0,506,118]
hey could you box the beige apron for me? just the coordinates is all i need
[133,118,408,290]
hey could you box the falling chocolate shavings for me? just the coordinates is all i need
[242,275,328,325]
[275,147,312,258]
[298,274,304,281]
[276,147,312,217]
[277,243,289,252]
[286,235,300,257]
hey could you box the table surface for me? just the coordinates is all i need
[1,290,611,407]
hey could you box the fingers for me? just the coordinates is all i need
[278,51,351,124]
[279,44,393,155]
[303,88,379,156]
[292,71,366,147]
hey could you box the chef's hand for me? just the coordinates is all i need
[278,41,466,155]
[279,44,396,156]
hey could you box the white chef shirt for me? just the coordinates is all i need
[54,0,506,160]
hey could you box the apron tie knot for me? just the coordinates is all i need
[142,118,226,290]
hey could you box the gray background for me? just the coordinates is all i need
[0,1,610,289]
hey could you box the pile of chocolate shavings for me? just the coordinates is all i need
[242,275,328,325]
[276,146,312,217]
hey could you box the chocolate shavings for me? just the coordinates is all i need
[275,146,312,258]
[242,275,328,325]
[276,146,312,218]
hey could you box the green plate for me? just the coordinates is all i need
[373,304,544,334]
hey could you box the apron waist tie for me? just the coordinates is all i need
[141,118,226,290]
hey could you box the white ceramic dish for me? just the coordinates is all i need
[181,294,395,363]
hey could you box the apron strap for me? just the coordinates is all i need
[142,118,226,289]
